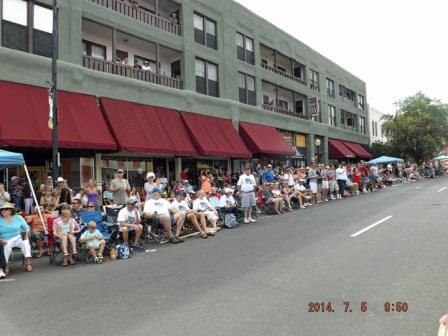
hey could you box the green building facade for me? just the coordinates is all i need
[0,0,369,187]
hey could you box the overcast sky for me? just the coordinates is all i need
[234,0,448,114]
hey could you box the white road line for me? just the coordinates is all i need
[350,216,393,238]
[437,187,447,192]
[0,278,15,283]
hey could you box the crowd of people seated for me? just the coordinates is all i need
[0,159,442,279]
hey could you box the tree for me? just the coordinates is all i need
[382,92,448,164]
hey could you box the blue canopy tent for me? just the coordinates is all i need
[0,150,25,167]
[367,156,404,165]
[0,150,46,230]
[433,155,448,161]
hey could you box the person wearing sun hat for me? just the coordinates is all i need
[0,203,33,275]
[110,169,131,205]
[218,188,238,217]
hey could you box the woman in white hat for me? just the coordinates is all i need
[144,172,158,201]
[0,203,33,274]
[218,188,238,216]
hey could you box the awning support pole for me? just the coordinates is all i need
[24,164,47,233]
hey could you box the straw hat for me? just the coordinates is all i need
[0,202,16,214]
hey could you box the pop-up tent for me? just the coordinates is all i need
[0,150,46,231]
[367,155,404,165]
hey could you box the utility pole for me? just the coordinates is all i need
[50,0,59,184]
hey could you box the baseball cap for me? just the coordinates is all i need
[147,172,156,179]
[117,169,124,173]
[126,197,138,205]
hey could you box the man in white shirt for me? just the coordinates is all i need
[143,188,181,244]
[171,191,208,239]
[218,188,237,216]
[193,190,219,234]
[109,169,131,205]
[117,197,143,250]
[237,166,257,224]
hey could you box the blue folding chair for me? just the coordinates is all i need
[79,211,117,258]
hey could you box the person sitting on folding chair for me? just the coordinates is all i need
[54,209,78,266]
[171,190,208,239]
[218,188,238,216]
[117,197,143,251]
[143,189,182,244]
[25,206,50,258]
[0,203,33,274]
[79,221,105,264]
[193,190,219,234]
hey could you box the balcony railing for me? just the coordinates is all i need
[263,104,309,120]
[310,81,320,92]
[83,56,183,89]
[340,95,357,106]
[89,0,181,36]
[340,124,358,132]
[261,63,307,86]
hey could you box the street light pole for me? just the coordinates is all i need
[51,0,59,184]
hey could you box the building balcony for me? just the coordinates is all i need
[88,0,181,36]
[310,81,320,92]
[83,56,183,89]
[262,104,309,120]
[260,62,307,86]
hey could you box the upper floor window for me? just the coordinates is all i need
[310,69,320,91]
[82,40,106,60]
[358,94,365,111]
[328,105,337,126]
[195,58,219,97]
[326,78,335,98]
[2,0,53,57]
[236,32,254,65]
[341,110,357,129]
[339,85,356,102]
[359,116,366,134]
[239,72,256,105]
[194,13,217,50]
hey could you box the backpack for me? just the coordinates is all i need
[116,244,131,259]
[223,214,238,229]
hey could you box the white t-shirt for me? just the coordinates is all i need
[370,165,379,176]
[171,199,191,212]
[237,174,256,192]
[193,197,214,212]
[335,168,347,181]
[294,184,306,192]
[272,189,281,197]
[218,195,236,208]
[143,198,171,216]
[117,207,140,224]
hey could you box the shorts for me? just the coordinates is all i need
[321,181,329,189]
[241,191,256,208]
[370,176,378,183]
[205,210,217,221]
[86,240,101,249]
[31,231,46,241]
[329,181,339,192]
[309,182,318,194]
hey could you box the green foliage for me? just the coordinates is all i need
[381,92,448,164]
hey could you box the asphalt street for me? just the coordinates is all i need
[2,177,448,336]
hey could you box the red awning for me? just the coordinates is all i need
[342,141,373,159]
[180,112,251,158]
[239,122,295,156]
[0,81,117,150]
[328,139,356,159]
[101,98,197,156]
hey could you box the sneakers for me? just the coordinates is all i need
[95,254,104,264]
[132,244,143,252]
[248,217,256,223]
[300,205,306,209]
[324,198,329,202]
[243,218,250,224]
[0,268,5,279]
